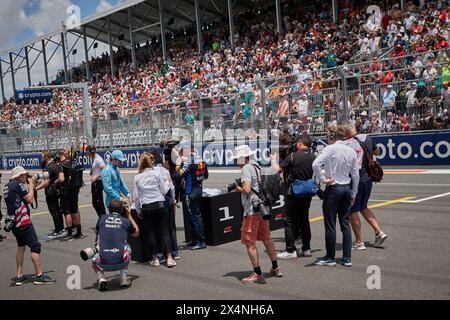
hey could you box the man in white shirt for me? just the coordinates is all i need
[382,85,397,111]
[312,126,359,267]
[87,146,107,217]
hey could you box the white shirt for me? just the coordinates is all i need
[91,154,106,178]
[133,168,168,210]
[312,141,360,198]
[154,164,175,202]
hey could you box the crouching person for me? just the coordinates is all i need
[92,199,139,291]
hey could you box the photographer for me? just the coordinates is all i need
[87,146,106,217]
[234,145,282,284]
[92,199,139,291]
[60,149,84,240]
[271,135,316,259]
[4,166,56,285]
[36,151,65,239]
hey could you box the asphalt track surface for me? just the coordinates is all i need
[1,167,449,300]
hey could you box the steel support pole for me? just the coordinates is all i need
[400,0,405,10]
[227,0,235,50]
[80,82,93,146]
[82,26,91,80]
[108,16,116,78]
[275,0,282,34]
[61,32,69,83]
[9,53,16,95]
[0,60,6,103]
[332,0,338,23]
[195,0,203,53]
[42,39,49,85]
[128,7,137,70]
[158,0,167,63]
[25,47,32,87]
[338,68,349,122]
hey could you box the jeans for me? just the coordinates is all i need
[185,186,205,244]
[322,184,352,259]
[91,181,106,217]
[142,206,171,256]
[284,195,312,253]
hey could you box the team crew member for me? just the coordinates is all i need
[271,135,316,259]
[134,154,176,268]
[235,145,282,284]
[176,144,208,251]
[343,123,388,249]
[93,199,139,291]
[4,166,56,285]
[101,150,130,209]
[312,127,359,267]
[36,151,65,239]
[87,146,106,217]
[60,149,84,240]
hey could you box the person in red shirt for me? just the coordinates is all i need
[398,117,410,132]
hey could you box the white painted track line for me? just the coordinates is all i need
[401,192,450,203]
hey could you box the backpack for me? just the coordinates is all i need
[251,164,283,207]
[354,136,384,183]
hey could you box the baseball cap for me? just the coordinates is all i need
[111,150,127,162]
[387,84,393,88]
[11,166,29,179]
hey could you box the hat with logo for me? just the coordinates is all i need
[111,150,127,162]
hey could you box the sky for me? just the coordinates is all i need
[0,0,127,100]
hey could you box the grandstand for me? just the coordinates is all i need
[0,0,449,154]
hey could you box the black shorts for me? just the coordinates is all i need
[12,224,40,249]
[63,189,80,215]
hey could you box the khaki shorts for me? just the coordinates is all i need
[241,214,271,246]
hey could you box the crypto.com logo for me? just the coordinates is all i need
[66,5,82,30]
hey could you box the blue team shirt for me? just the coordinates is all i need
[96,213,134,265]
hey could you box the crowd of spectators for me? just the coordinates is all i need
[0,0,449,137]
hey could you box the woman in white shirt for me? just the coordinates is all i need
[134,154,176,268]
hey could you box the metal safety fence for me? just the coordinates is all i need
[1,49,449,154]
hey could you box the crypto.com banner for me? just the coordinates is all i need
[2,131,449,171]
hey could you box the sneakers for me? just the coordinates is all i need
[167,258,177,268]
[338,257,353,267]
[190,242,207,250]
[119,278,131,288]
[242,273,266,284]
[157,254,167,264]
[61,233,75,241]
[314,256,337,266]
[47,230,66,240]
[270,268,283,277]
[14,276,28,286]
[173,253,181,260]
[374,231,388,247]
[73,233,84,240]
[34,274,56,285]
[150,259,160,267]
[98,279,108,291]
[352,242,367,251]
[298,249,312,257]
[277,251,297,260]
